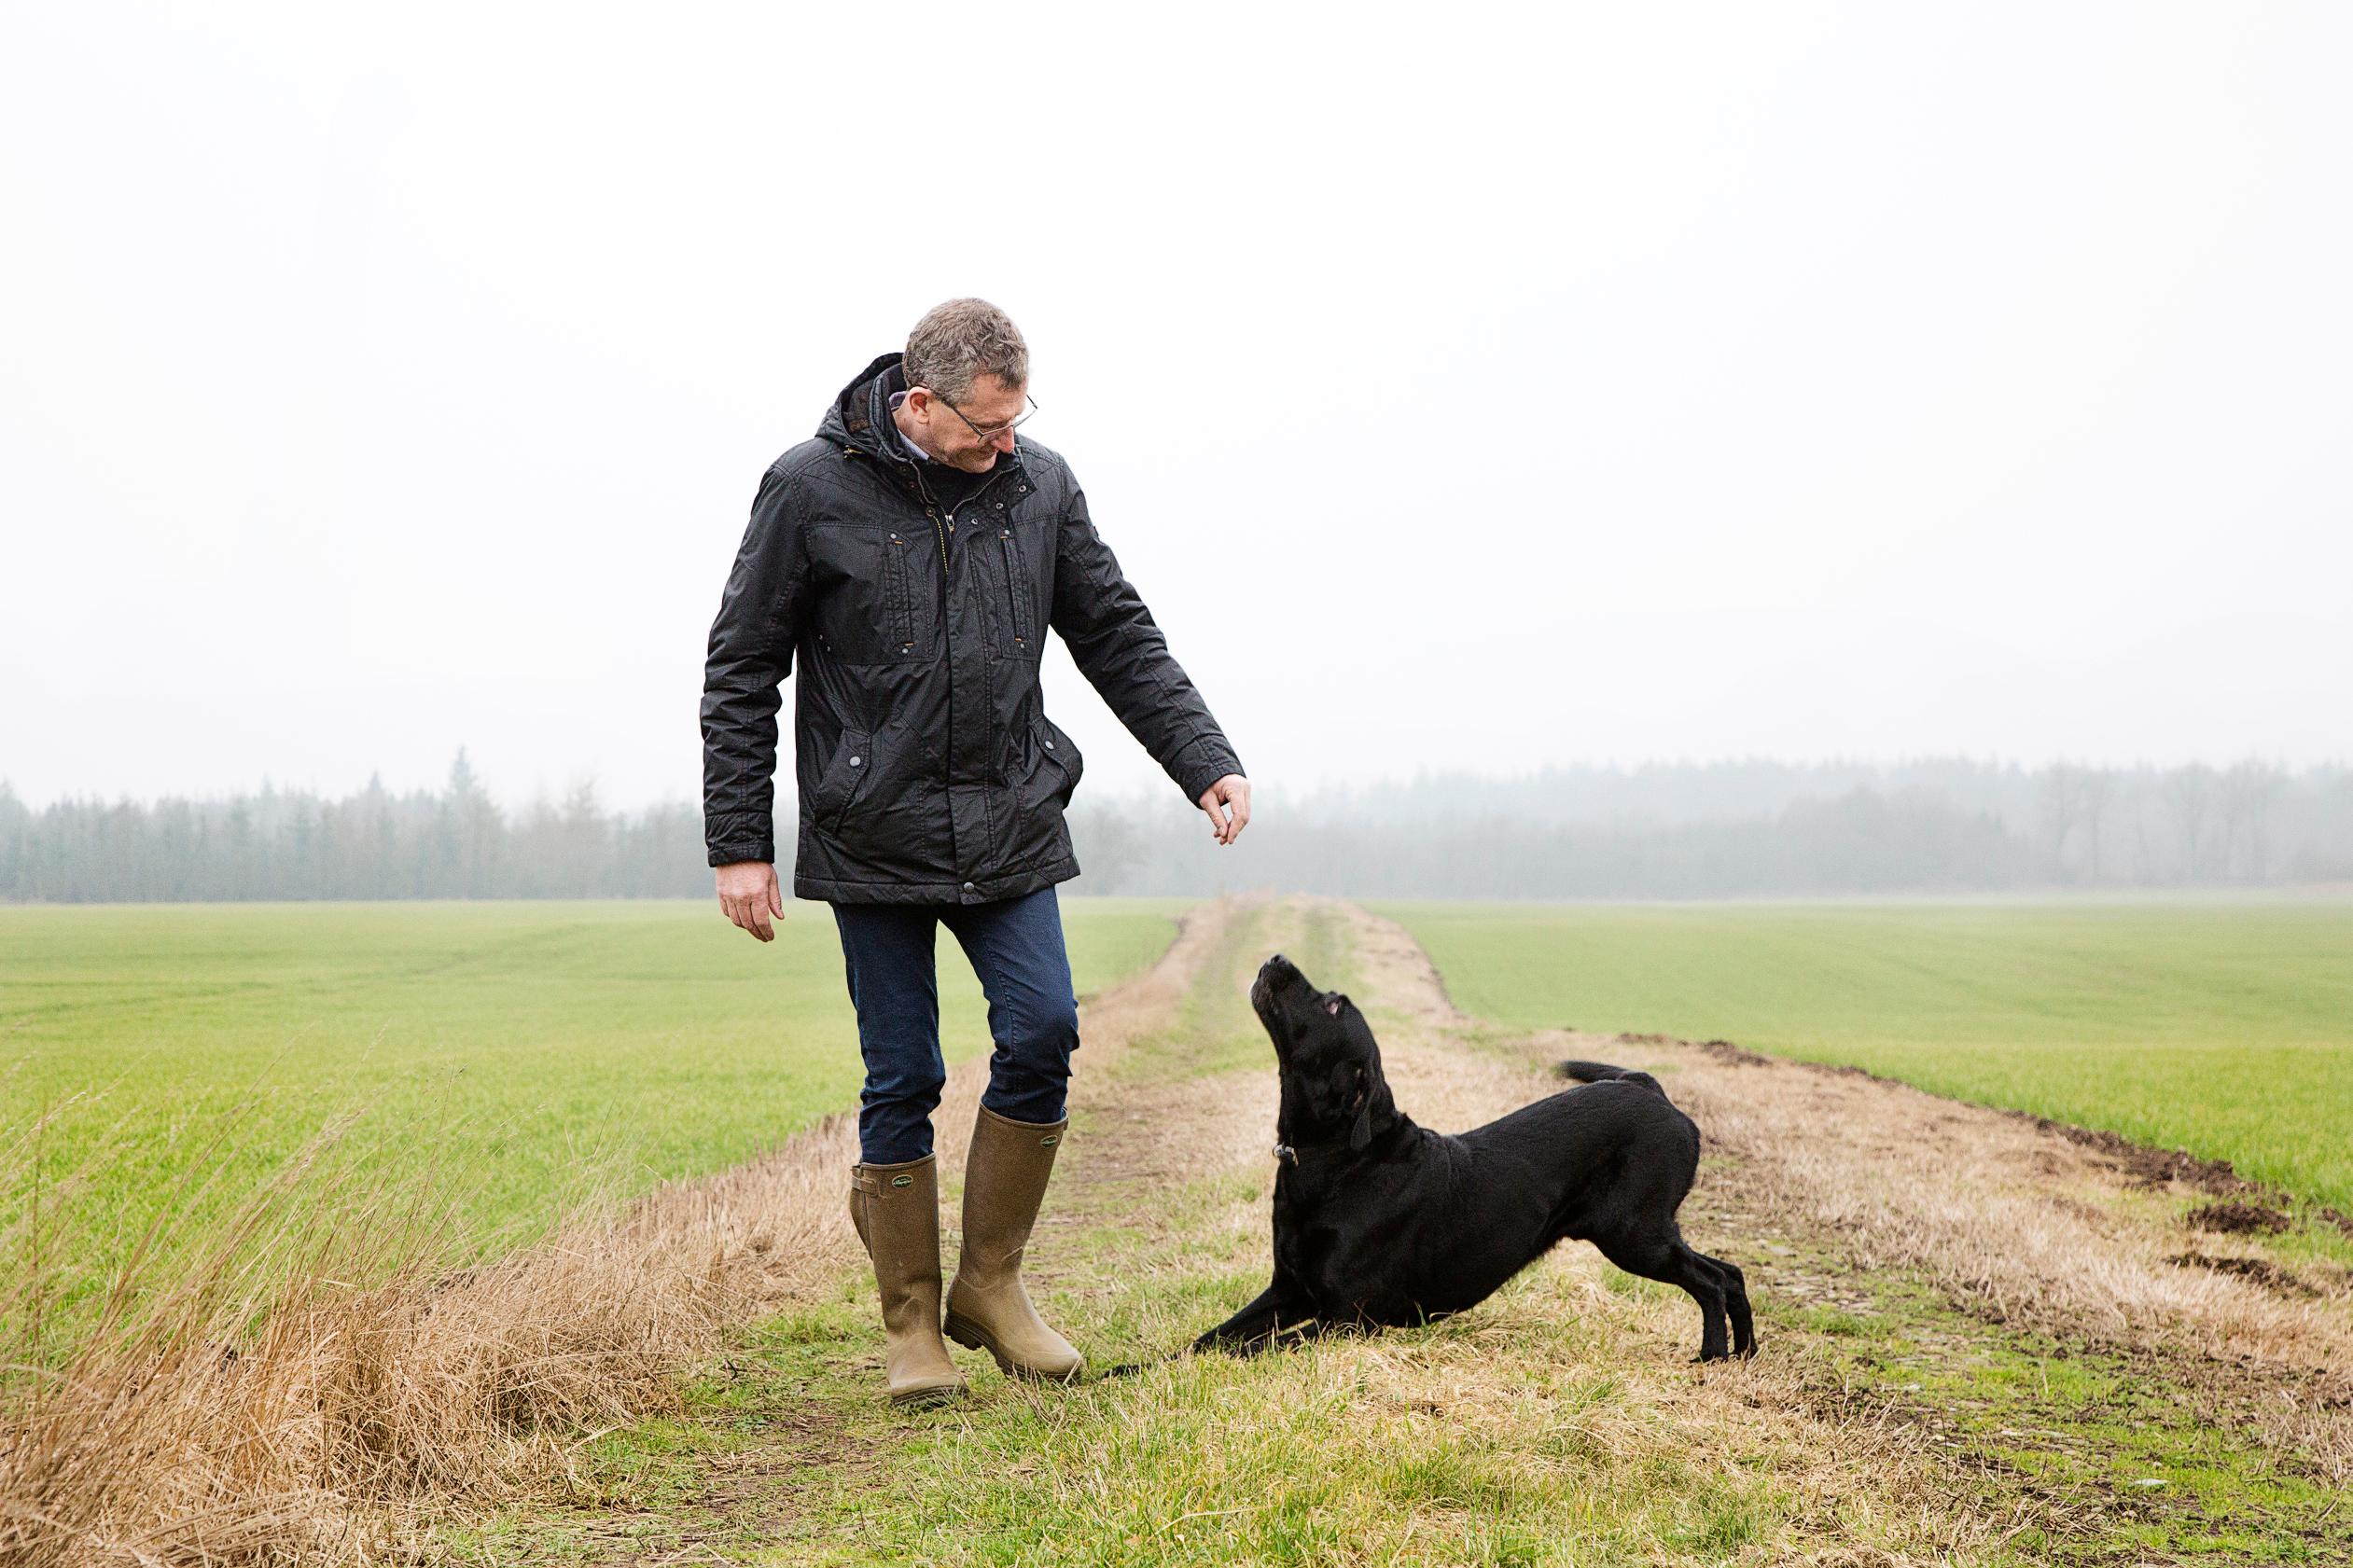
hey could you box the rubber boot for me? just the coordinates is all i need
[847,1154,965,1407]
[943,1104,1085,1381]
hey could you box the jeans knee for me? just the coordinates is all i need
[983,1000,1078,1122]
[864,1061,947,1116]
[1012,995,1079,1071]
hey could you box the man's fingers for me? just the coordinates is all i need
[721,893,771,940]
[767,878,785,919]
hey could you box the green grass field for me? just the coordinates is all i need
[15,894,2353,1367]
[1376,897,2353,1213]
[1,896,1187,1345]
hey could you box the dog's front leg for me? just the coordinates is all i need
[1192,1280,1316,1356]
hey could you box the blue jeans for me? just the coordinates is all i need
[830,884,1081,1164]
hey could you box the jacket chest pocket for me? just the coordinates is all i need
[806,524,925,664]
[993,524,1037,654]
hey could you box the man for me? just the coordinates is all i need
[701,298,1249,1405]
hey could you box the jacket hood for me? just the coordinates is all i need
[815,351,908,460]
[815,351,1029,483]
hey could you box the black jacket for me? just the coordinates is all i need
[702,352,1243,905]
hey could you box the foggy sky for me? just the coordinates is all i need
[6,2,2348,813]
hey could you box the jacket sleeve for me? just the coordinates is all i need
[1047,472,1243,805]
[701,465,810,867]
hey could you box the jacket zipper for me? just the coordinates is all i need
[998,528,1025,648]
[911,466,952,579]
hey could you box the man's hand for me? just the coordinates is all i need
[1196,774,1251,846]
[716,860,785,942]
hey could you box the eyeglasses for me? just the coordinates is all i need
[931,389,1038,440]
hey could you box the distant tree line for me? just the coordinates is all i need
[1065,757,2353,897]
[3,753,2346,902]
[0,753,705,902]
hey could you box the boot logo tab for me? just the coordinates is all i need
[1039,1133,1060,1146]
[891,1173,914,1186]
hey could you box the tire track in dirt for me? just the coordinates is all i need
[856,894,2048,1560]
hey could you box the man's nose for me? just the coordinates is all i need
[992,429,1017,454]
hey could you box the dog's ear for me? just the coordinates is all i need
[1348,1067,1372,1151]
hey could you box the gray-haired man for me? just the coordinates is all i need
[701,298,1248,1403]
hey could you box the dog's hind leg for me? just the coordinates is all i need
[1595,1232,1731,1362]
[1693,1251,1755,1358]
[1192,1279,1316,1357]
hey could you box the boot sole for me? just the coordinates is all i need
[888,1381,964,1408]
[944,1311,1085,1381]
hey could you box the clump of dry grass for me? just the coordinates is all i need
[1,1094,776,1564]
[0,899,1245,1567]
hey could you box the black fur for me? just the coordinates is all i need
[1191,954,1756,1362]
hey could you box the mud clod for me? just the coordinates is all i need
[2028,1118,2255,1196]
[2164,1252,2317,1298]
[2185,1200,2291,1237]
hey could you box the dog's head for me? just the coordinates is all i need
[1252,952,1397,1154]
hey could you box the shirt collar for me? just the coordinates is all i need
[885,389,935,465]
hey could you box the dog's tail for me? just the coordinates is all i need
[1555,1060,1666,1095]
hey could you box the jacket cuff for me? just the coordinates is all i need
[1166,735,1244,805]
[706,811,775,867]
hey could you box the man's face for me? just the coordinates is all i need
[902,371,1026,474]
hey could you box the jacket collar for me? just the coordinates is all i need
[817,350,1029,490]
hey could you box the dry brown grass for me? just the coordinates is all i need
[1334,899,2353,1484]
[0,899,1248,1568]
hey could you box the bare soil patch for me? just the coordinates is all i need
[2188,1199,2293,1236]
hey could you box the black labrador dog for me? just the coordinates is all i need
[1192,953,1755,1362]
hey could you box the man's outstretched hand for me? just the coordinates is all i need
[1197,774,1252,846]
[716,860,784,941]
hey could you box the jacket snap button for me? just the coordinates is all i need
[961,881,977,894]
[848,756,862,767]
[1043,737,1054,749]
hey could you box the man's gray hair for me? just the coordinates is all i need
[903,298,1028,403]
